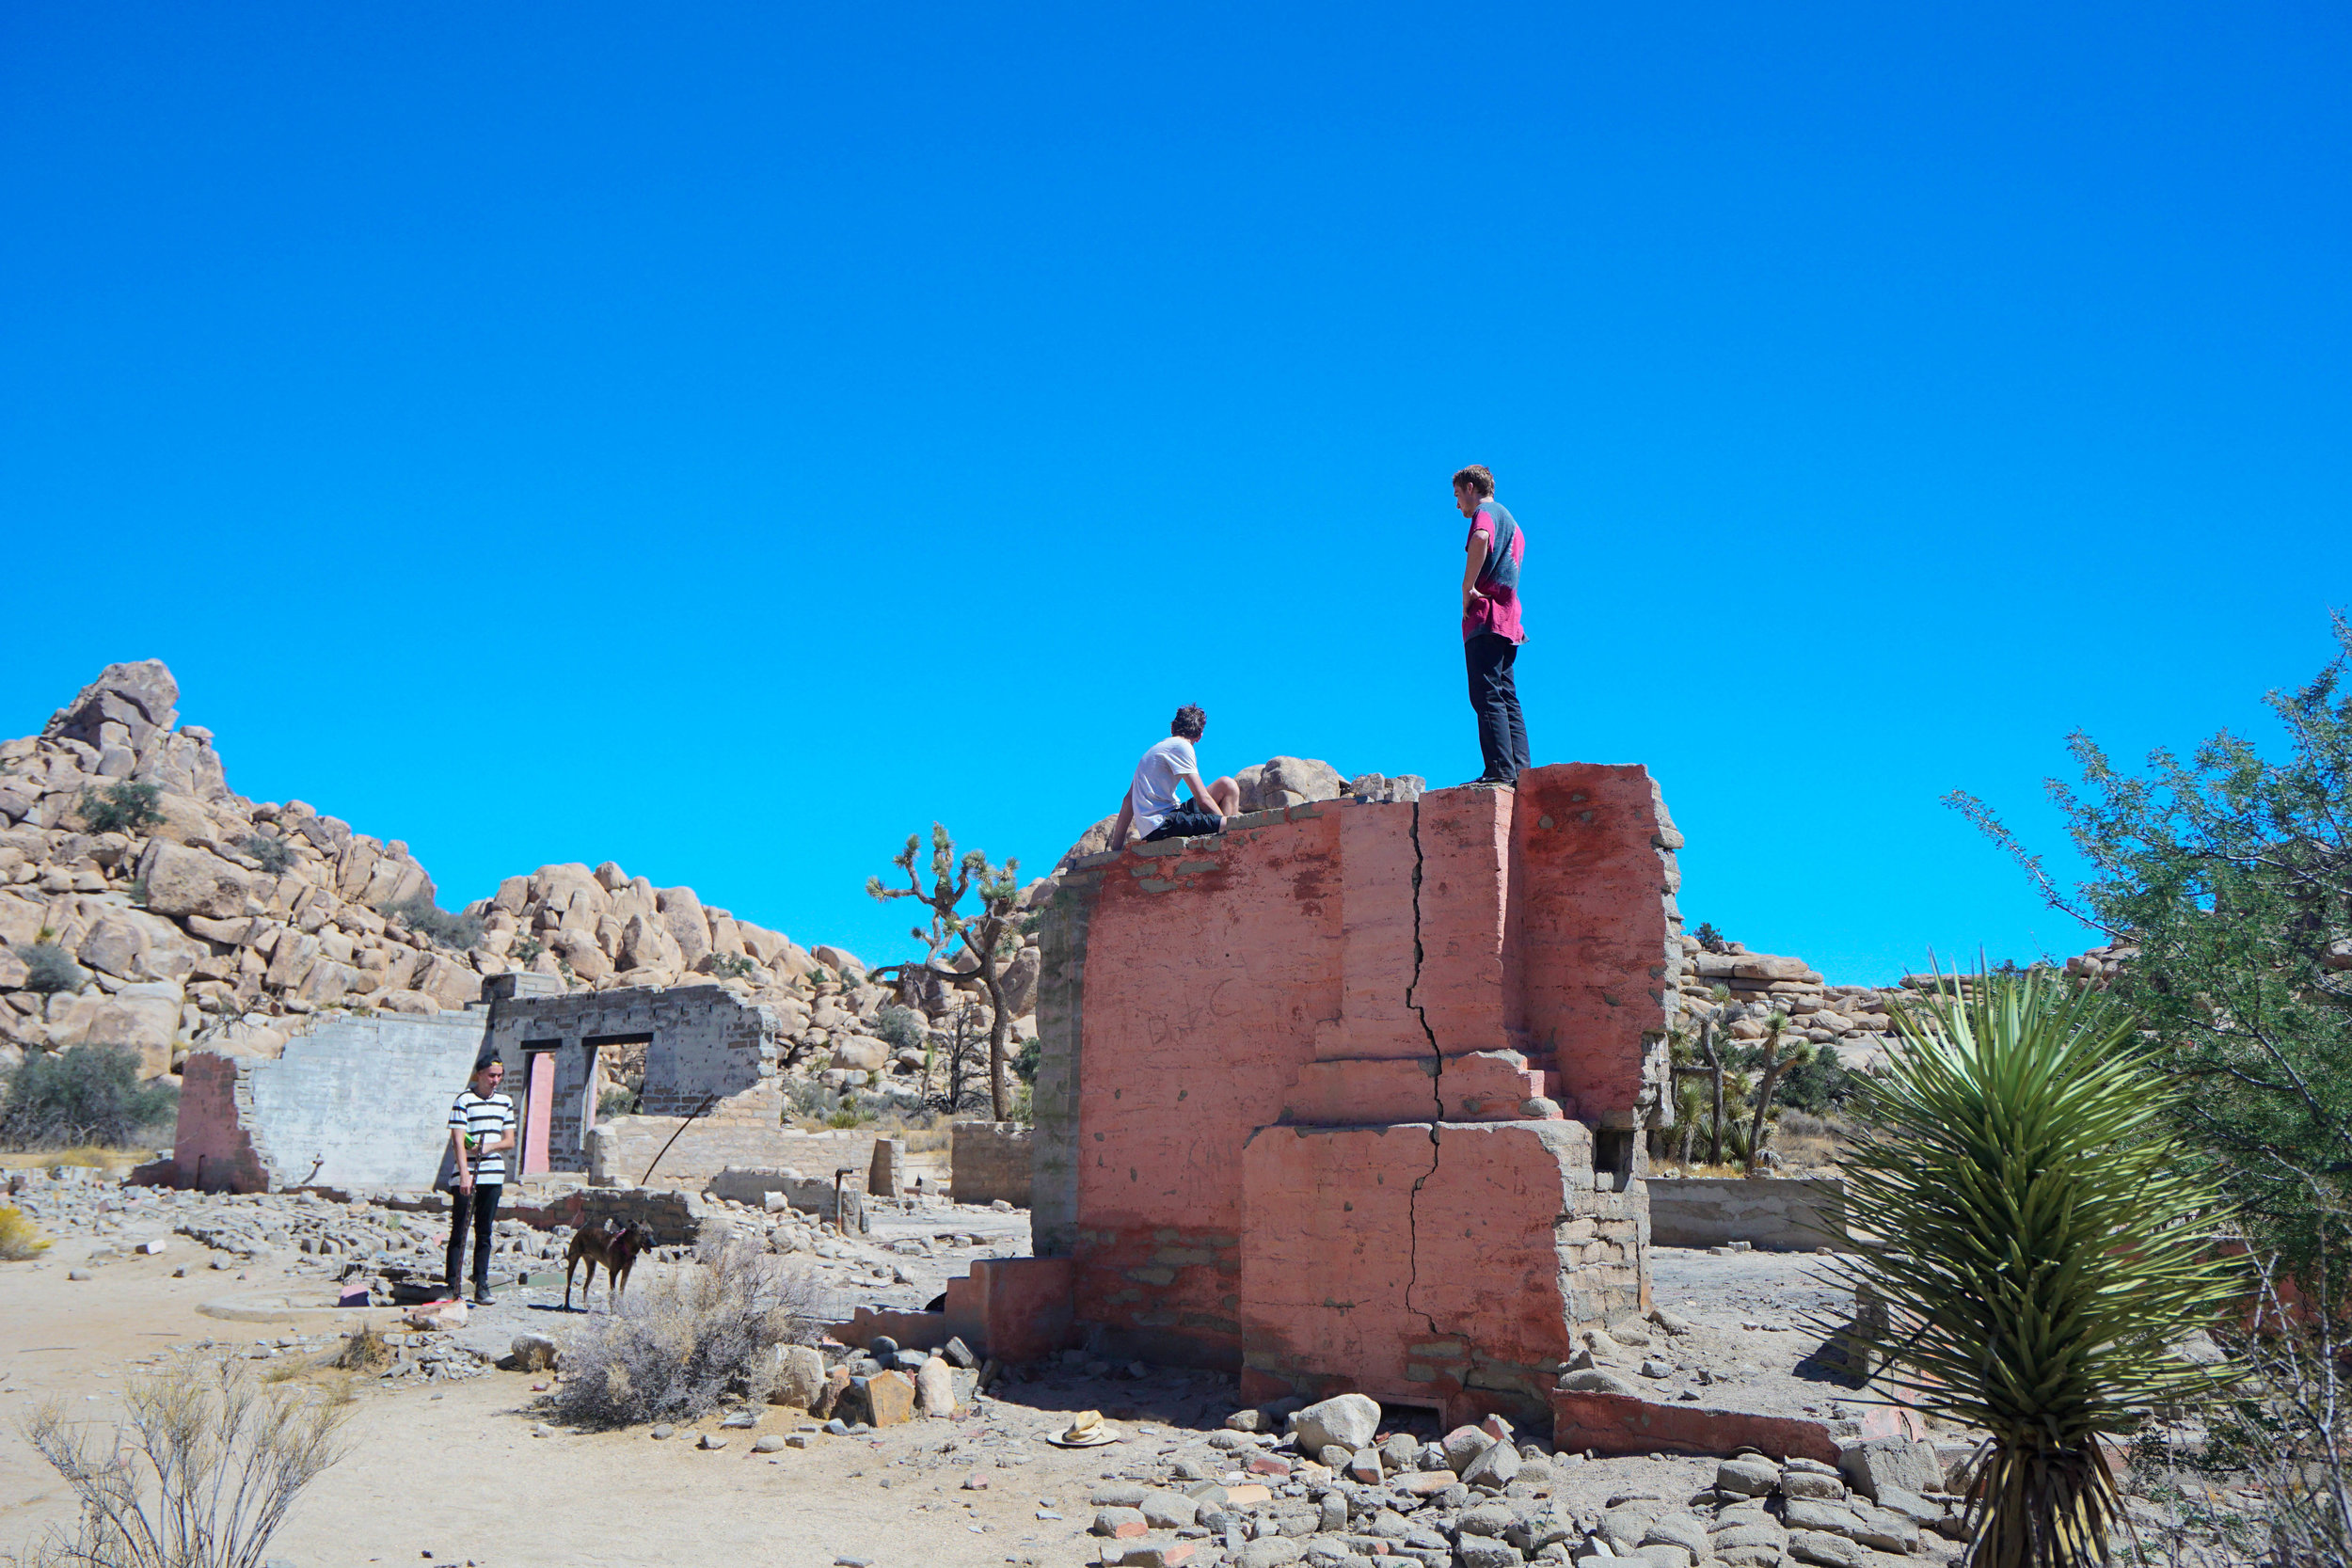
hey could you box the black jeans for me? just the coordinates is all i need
[1465,633,1531,783]
[445,1183,501,1292]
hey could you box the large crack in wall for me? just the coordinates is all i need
[1400,798,1448,1338]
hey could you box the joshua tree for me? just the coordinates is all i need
[868,824,1023,1120]
[1825,965,2242,1567]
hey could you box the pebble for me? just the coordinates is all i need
[650,1424,675,1440]
[753,1434,787,1453]
[699,1433,728,1450]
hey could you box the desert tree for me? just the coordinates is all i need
[867,823,1023,1120]
[1947,611,2352,1289]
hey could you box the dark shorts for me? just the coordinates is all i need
[1142,802,1225,842]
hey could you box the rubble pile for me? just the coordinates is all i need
[1041,1388,1969,1568]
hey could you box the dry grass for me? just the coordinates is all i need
[332,1324,389,1372]
[19,1354,352,1568]
[554,1233,823,1429]
[0,1203,53,1259]
[0,1145,148,1172]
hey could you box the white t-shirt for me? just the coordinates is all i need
[1128,736,1200,836]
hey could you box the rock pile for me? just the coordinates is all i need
[1072,1391,1963,1568]
[0,661,1041,1086]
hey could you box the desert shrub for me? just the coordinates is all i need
[554,1234,820,1429]
[875,1004,925,1054]
[333,1324,389,1372]
[0,1204,53,1259]
[0,1044,180,1149]
[78,781,163,834]
[19,940,87,995]
[1012,1034,1041,1086]
[1692,922,1731,955]
[597,1085,640,1120]
[21,1354,351,1568]
[1773,1048,1855,1115]
[238,832,296,875]
[511,935,545,965]
[708,953,756,980]
[379,894,485,950]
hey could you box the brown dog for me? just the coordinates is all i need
[564,1219,645,1311]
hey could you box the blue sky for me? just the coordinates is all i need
[4,3,2347,983]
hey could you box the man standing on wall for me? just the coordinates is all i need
[1454,464,1530,785]
[445,1051,516,1306]
[1109,704,1241,849]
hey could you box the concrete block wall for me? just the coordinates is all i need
[171,1010,491,1192]
[588,1119,889,1189]
[1647,1176,1848,1251]
[1034,765,1682,1418]
[950,1121,1032,1206]
[483,982,784,1173]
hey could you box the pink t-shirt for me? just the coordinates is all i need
[1463,499,1526,644]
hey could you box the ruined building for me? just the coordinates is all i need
[1029,762,1683,1428]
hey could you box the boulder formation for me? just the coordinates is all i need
[0,662,1038,1085]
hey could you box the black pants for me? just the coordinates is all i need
[1465,633,1531,783]
[445,1183,501,1292]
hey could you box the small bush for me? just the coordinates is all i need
[825,1103,866,1129]
[555,1234,820,1429]
[1774,1049,1856,1116]
[240,832,296,875]
[23,1355,350,1568]
[380,894,485,950]
[875,1005,926,1054]
[511,936,545,966]
[333,1324,389,1371]
[597,1085,640,1120]
[1013,1035,1041,1085]
[0,1204,53,1259]
[1692,922,1730,955]
[78,781,163,834]
[19,941,87,995]
[0,1044,180,1150]
[708,953,756,980]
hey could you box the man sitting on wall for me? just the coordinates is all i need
[1110,704,1240,848]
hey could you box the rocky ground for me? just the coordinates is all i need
[3,1161,2255,1568]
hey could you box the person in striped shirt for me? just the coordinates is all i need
[445,1052,516,1305]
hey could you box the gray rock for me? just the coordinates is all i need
[1556,1368,1640,1397]
[1456,1540,1525,1568]
[770,1344,826,1408]
[753,1433,787,1452]
[1788,1529,1866,1567]
[1786,1498,1863,1535]
[1837,1436,1943,1503]
[1236,1538,1305,1568]
[511,1332,558,1371]
[1293,1392,1383,1455]
[1141,1489,1199,1529]
[1092,1506,1148,1538]
[941,1335,977,1369]
[649,1423,675,1439]
[1784,1468,1846,1499]
[1460,1440,1521,1488]
[1321,1443,1356,1469]
[1381,1433,1421,1471]
[697,1432,728,1449]
[1442,1425,1496,1472]
[1091,1483,1152,1507]
[1710,1520,1790,1551]
[1637,1516,1709,1561]
[1637,1358,1673,1379]
[1319,1492,1347,1532]
[1715,1456,1780,1497]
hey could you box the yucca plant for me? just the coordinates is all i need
[1824,965,2245,1567]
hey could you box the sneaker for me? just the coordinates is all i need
[473,1288,496,1307]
